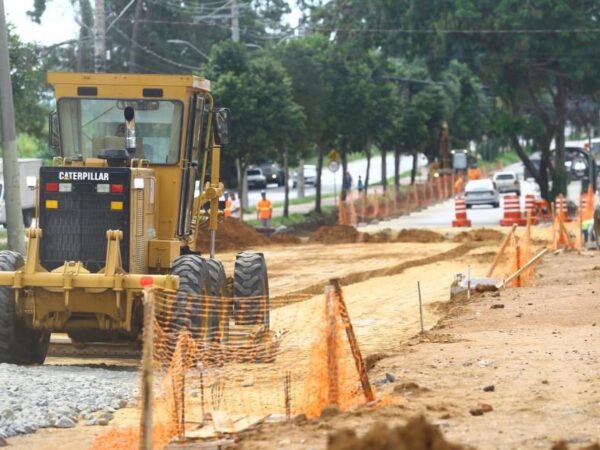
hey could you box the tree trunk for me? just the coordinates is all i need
[410,152,418,185]
[297,158,305,199]
[236,159,249,220]
[552,79,568,198]
[394,147,401,192]
[128,0,143,72]
[510,133,551,202]
[340,141,348,201]
[315,143,325,213]
[0,0,25,254]
[364,148,371,195]
[381,148,387,192]
[283,148,289,217]
[93,0,106,72]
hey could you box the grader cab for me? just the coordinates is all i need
[0,73,269,364]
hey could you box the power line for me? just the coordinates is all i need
[112,26,201,70]
[308,26,600,35]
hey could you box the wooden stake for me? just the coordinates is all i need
[284,372,291,421]
[417,281,424,333]
[487,224,518,277]
[330,279,375,402]
[501,248,548,289]
[140,289,154,450]
[325,287,339,406]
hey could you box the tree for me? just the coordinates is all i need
[6,26,47,141]
[275,34,334,212]
[401,0,600,200]
[206,41,304,214]
[327,47,374,200]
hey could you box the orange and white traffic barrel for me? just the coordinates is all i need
[452,196,471,227]
[524,194,538,225]
[500,194,526,226]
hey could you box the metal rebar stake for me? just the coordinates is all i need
[417,281,424,334]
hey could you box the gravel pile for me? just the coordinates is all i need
[0,363,137,439]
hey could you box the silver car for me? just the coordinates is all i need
[464,179,500,208]
[493,171,520,195]
[246,168,267,190]
[292,164,317,187]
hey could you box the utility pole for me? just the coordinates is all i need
[94,0,106,72]
[231,0,240,42]
[0,0,25,254]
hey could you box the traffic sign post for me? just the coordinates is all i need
[329,160,340,205]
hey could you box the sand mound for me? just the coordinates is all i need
[360,230,392,243]
[269,234,302,245]
[328,416,465,450]
[396,229,446,243]
[453,228,504,243]
[360,228,446,244]
[196,218,269,252]
[310,225,361,244]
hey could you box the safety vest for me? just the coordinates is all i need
[224,198,232,217]
[468,167,481,180]
[257,199,272,219]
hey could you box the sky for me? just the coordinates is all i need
[5,0,301,46]
[5,0,79,45]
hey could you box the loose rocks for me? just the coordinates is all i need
[0,363,136,439]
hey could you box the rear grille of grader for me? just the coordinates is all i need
[39,167,131,272]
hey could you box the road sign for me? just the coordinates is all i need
[328,160,340,173]
[328,149,340,162]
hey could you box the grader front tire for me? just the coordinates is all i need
[0,251,50,365]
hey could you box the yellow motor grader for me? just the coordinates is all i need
[0,73,269,364]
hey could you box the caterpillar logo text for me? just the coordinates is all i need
[58,171,109,181]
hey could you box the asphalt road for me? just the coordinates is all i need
[247,153,429,206]
[360,162,583,230]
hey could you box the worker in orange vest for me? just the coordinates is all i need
[256,190,273,227]
[453,173,464,194]
[468,163,482,180]
[223,192,232,218]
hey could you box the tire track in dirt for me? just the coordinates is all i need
[281,242,477,299]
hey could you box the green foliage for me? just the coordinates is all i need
[13,0,600,203]
[207,41,304,170]
[7,26,48,141]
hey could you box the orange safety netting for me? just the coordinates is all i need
[580,184,595,222]
[338,174,456,225]
[549,195,580,251]
[488,216,539,287]
[92,285,372,449]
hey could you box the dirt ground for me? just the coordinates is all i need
[7,229,494,450]
[8,225,577,450]
[237,250,600,450]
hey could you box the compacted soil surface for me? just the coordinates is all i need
[236,250,600,450]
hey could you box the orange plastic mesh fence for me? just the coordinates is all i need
[548,197,580,251]
[92,288,371,449]
[489,223,538,287]
[338,177,454,225]
[581,184,595,221]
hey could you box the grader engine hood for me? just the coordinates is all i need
[39,167,131,272]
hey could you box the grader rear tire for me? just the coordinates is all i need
[0,251,50,365]
[206,258,230,343]
[233,252,269,327]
